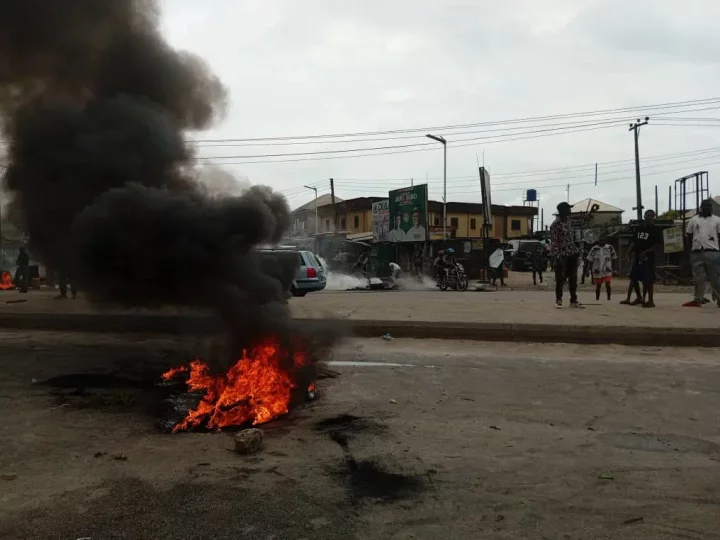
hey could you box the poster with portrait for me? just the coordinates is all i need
[388,184,428,243]
[372,199,389,242]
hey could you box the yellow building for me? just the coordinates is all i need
[300,197,537,241]
[427,201,535,240]
[313,197,384,234]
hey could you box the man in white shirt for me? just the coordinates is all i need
[683,199,720,307]
[389,261,401,287]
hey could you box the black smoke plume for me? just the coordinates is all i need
[0,1,322,366]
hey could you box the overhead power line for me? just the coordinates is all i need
[191,96,720,144]
[194,105,720,164]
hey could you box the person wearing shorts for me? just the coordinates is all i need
[586,240,617,301]
[627,209,661,308]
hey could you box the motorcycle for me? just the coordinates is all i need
[437,262,469,291]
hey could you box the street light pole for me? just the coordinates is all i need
[426,134,447,240]
[629,117,649,222]
[303,185,318,242]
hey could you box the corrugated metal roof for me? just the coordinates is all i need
[293,194,342,212]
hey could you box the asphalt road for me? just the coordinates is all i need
[1,332,719,539]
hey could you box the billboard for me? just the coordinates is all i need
[479,167,492,227]
[663,226,684,253]
[372,199,389,242]
[388,184,428,242]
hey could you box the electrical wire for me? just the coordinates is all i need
[192,106,720,148]
[196,123,624,165]
[190,97,720,144]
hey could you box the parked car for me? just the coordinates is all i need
[258,248,326,297]
[510,240,543,271]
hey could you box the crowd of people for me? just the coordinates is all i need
[548,198,720,309]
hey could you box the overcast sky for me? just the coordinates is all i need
[161,0,720,222]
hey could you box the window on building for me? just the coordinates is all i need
[354,215,359,229]
[434,215,440,226]
[470,218,477,230]
[325,219,330,231]
[450,217,459,228]
[511,219,522,231]
[340,217,346,230]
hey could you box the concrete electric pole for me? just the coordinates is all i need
[629,118,649,221]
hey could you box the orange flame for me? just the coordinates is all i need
[0,272,13,290]
[162,340,311,432]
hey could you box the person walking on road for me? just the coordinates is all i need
[530,244,547,285]
[14,246,30,293]
[586,239,617,301]
[412,244,424,277]
[550,202,583,309]
[56,271,77,299]
[682,199,720,308]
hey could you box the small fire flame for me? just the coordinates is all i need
[162,339,312,432]
[0,272,13,290]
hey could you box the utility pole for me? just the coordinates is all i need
[629,117,649,221]
[426,134,447,240]
[330,178,336,232]
[566,183,570,203]
[654,185,658,216]
[668,185,672,213]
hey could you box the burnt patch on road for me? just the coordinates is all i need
[600,432,720,455]
[42,372,157,412]
[332,458,426,502]
[322,416,427,503]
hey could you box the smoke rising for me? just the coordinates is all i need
[0,1,315,365]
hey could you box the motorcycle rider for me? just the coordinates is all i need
[432,250,445,281]
[443,248,457,268]
[442,248,457,281]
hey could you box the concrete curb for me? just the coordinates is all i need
[0,312,717,347]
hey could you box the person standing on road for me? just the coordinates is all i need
[14,246,30,293]
[682,199,720,307]
[489,247,506,287]
[627,209,661,308]
[580,243,592,285]
[412,244,424,277]
[586,239,617,301]
[56,270,77,299]
[530,244,547,285]
[550,202,583,308]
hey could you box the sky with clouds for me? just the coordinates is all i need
[161,0,720,222]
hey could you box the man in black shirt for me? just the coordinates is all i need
[14,246,29,293]
[629,209,661,307]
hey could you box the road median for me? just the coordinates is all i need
[0,311,716,347]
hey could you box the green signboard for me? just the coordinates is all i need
[388,184,428,243]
